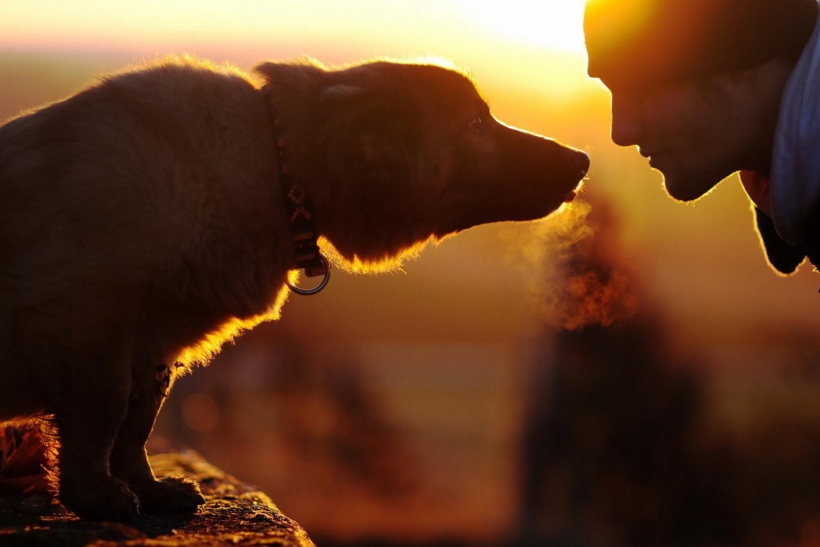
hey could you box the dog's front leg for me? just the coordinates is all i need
[53,345,140,521]
[109,359,204,515]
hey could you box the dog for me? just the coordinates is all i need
[0,56,589,521]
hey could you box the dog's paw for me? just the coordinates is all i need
[60,476,140,521]
[132,477,205,515]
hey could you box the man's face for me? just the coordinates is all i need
[606,76,751,202]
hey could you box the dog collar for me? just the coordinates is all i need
[262,85,330,296]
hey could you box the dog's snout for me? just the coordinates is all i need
[572,151,590,176]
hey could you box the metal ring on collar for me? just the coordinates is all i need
[287,255,331,296]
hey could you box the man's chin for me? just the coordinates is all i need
[659,171,720,203]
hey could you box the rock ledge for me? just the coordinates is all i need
[0,450,315,547]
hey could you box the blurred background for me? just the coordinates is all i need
[4,1,820,545]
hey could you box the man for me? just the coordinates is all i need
[584,0,820,275]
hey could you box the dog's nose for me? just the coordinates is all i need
[573,151,590,176]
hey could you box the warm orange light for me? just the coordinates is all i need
[0,1,590,65]
[459,0,588,54]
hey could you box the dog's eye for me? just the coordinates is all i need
[467,116,483,132]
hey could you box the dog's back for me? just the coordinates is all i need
[0,58,289,421]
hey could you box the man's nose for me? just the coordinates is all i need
[610,93,642,147]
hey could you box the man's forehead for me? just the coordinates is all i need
[585,0,723,85]
[584,0,818,86]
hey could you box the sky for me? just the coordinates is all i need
[0,1,596,110]
[0,1,587,55]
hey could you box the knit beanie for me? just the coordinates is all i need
[585,0,819,86]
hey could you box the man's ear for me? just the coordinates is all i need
[317,85,424,186]
[753,207,806,275]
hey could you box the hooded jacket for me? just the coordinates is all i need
[755,5,820,276]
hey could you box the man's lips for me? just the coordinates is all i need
[639,148,664,159]
[640,149,666,168]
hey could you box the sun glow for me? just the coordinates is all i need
[0,0,584,58]
[460,0,588,54]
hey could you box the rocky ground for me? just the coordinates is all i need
[0,450,315,546]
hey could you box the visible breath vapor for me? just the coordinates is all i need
[504,199,639,330]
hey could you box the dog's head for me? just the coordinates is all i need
[256,59,589,272]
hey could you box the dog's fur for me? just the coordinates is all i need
[0,56,588,520]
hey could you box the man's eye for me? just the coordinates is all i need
[468,116,483,132]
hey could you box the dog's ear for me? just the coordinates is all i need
[255,60,326,89]
[318,84,424,187]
